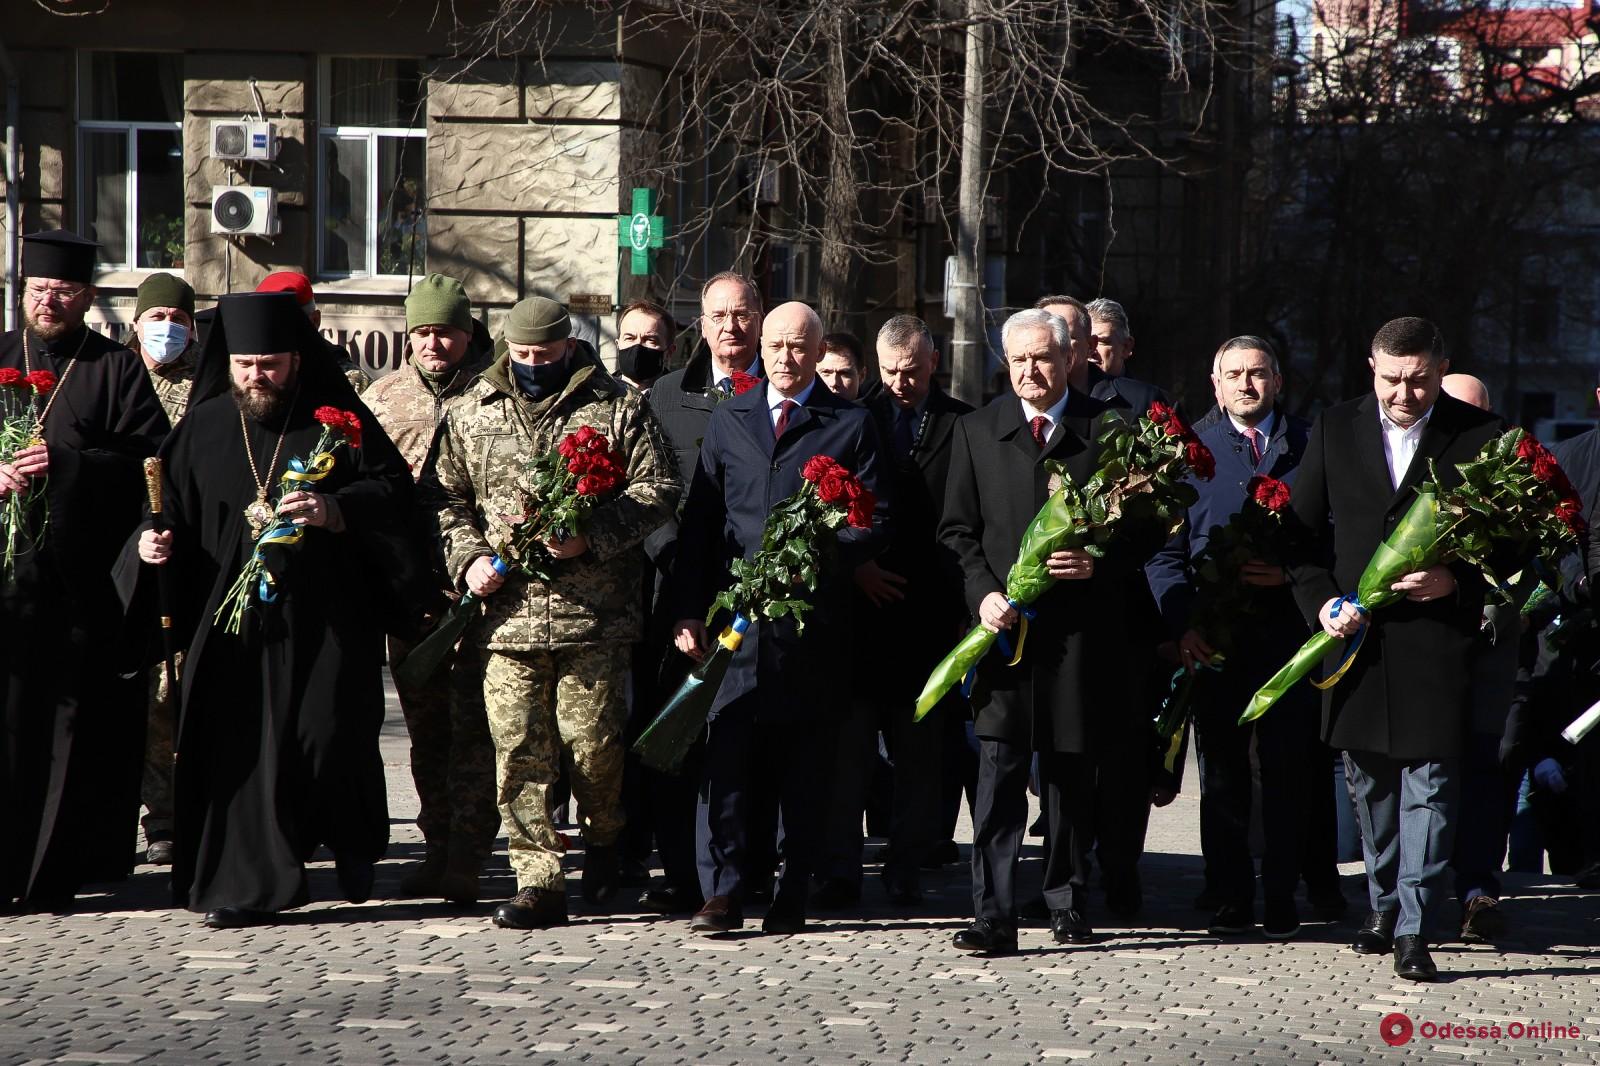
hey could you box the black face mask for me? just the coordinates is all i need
[616,344,665,382]
[510,355,572,400]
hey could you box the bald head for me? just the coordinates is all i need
[1441,373,1492,412]
[761,301,824,398]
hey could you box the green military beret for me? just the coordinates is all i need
[135,271,196,319]
[503,296,570,345]
[405,273,473,333]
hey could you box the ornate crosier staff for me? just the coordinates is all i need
[143,457,177,697]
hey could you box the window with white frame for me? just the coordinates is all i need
[77,52,185,271]
[318,58,427,278]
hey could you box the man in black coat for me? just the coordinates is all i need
[815,315,973,907]
[1288,317,1503,981]
[669,301,889,936]
[637,272,765,915]
[941,309,1142,955]
[1035,295,1168,420]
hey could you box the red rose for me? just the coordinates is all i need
[0,368,23,387]
[1185,439,1216,481]
[730,371,760,396]
[1147,402,1173,426]
[1247,475,1292,512]
[568,452,594,475]
[1516,435,1542,462]
[1557,496,1586,535]
[26,369,56,395]
[816,471,854,505]
[558,434,580,460]
[314,405,345,426]
[846,489,876,529]
[801,455,846,484]
[1531,453,1559,483]
[576,475,601,496]
[573,425,599,446]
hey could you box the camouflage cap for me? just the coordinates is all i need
[504,296,570,345]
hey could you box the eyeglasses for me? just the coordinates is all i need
[705,310,756,328]
[24,284,89,307]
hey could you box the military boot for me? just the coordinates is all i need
[582,842,620,907]
[437,849,482,906]
[397,847,446,897]
[493,887,568,929]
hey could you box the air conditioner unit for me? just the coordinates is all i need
[211,185,281,237]
[210,119,278,162]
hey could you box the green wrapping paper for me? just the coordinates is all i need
[914,469,1085,720]
[1239,490,1440,724]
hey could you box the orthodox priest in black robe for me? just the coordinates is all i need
[123,291,432,927]
[1,230,169,911]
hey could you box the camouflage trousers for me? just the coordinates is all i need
[140,653,183,839]
[481,644,629,891]
[389,636,499,867]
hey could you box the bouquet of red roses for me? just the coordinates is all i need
[1241,428,1585,723]
[633,454,875,772]
[915,402,1215,720]
[214,406,363,634]
[394,424,628,688]
[0,368,61,579]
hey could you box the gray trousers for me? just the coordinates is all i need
[1343,749,1460,938]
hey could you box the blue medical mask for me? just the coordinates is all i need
[141,320,190,364]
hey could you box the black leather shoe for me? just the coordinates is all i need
[492,887,568,930]
[145,839,175,866]
[1263,899,1301,941]
[1460,896,1505,944]
[1209,903,1254,936]
[1352,909,1398,954]
[581,843,620,907]
[203,907,273,929]
[881,867,923,906]
[810,878,860,910]
[690,895,743,934]
[762,899,807,935]
[639,884,703,915]
[1050,908,1094,944]
[335,856,375,905]
[1393,934,1439,981]
[952,919,1017,955]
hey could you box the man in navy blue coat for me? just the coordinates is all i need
[669,301,889,936]
[1145,336,1327,940]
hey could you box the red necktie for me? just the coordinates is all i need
[774,399,798,439]
[1030,415,1049,449]
[1246,428,1262,464]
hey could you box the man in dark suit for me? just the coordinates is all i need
[1146,336,1326,940]
[814,316,973,908]
[669,301,889,936]
[1034,293,1165,915]
[941,308,1148,955]
[637,273,765,915]
[1288,317,1503,981]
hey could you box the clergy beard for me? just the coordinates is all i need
[232,378,296,422]
[24,305,83,342]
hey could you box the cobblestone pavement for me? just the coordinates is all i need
[3,684,1597,1066]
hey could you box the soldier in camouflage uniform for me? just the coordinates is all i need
[427,296,680,930]
[130,272,200,865]
[363,273,498,904]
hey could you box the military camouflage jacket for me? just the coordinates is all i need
[146,355,198,426]
[428,349,680,649]
[363,351,491,480]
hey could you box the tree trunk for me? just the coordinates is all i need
[818,4,857,329]
[951,0,989,407]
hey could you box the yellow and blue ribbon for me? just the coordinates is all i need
[960,599,1038,696]
[1311,593,1368,691]
[252,451,338,603]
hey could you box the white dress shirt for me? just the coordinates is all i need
[712,358,760,392]
[1379,405,1432,488]
[1019,391,1073,446]
[766,378,817,429]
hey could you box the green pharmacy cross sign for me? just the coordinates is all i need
[617,188,666,276]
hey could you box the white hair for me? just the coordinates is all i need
[1085,297,1130,338]
[1002,308,1069,353]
